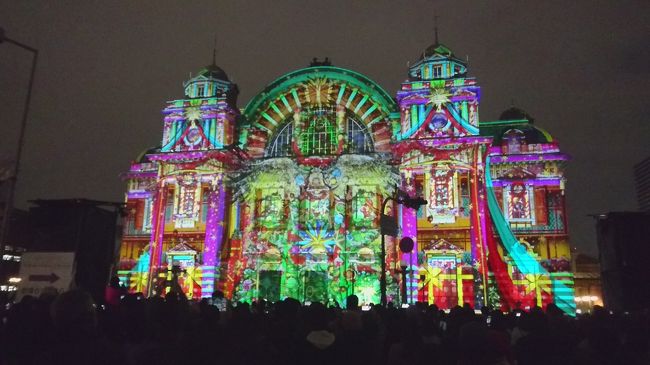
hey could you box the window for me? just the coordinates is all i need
[347,117,374,154]
[266,122,293,157]
[200,188,209,222]
[433,64,443,78]
[164,189,175,223]
[265,108,374,157]
[352,188,376,228]
[300,116,337,155]
[503,129,526,154]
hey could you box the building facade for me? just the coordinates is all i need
[572,253,603,313]
[117,40,575,314]
[595,212,650,312]
[634,157,650,212]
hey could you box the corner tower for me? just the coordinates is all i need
[393,36,489,307]
[117,59,241,299]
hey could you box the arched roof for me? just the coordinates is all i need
[240,66,398,157]
[499,106,534,122]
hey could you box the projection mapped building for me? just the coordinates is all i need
[117,39,575,314]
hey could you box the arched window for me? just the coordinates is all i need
[347,117,374,154]
[265,110,374,157]
[503,129,526,154]
[266,122,294,157]
[300,115,338,155]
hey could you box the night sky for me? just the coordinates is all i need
[1,1,648,255]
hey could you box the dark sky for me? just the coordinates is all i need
[1,1,648,255]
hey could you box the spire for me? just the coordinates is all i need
[433,12,439,45]
[212,34,218,66]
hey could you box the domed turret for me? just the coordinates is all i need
[421,42,454,59]
[499,106,534,123]
[408,29,468,81]
[182,54,238,105]
[198,63,230,82]
[484,107,554,146]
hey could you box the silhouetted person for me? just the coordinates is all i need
[345,294,359,311]
[36,290,124,365]
[104,276,126,307]
[293,302,337,365]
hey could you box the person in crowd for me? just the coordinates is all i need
[1,289,648,365]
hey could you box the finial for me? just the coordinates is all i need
[433,11,439,44]
[212,34,218,66]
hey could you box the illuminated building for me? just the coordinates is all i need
[117,39,575,314]
[572,253,603,313]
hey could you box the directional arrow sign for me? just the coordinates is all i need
[28,273,60,283]
[17,252,74,301]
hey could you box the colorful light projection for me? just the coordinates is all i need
[116,45,575,314]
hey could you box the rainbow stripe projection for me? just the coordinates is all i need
[117,43,575,314]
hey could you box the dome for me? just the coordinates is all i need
[499,106,534,122]
[135,146,160,163]
[183,60,237,101]
[409,37,467,81]
[421,42,454,59]
[197,63,229,82]
[481,107,555,145]
[493,125,553,145]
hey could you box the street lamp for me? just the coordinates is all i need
[0,28,39,277]
[379,189,426,306]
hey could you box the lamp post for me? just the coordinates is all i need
[379,190,426,306]
[0,28,38,278]
[398,236,415,305]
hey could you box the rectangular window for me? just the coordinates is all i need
[459,175,471,217]
[201,188,209,222]
[433,65,443,78]
[142,198,152,233]
[257,189,284,229]
[164,189,175,223]
[352,188,377,228]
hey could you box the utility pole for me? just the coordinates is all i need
[0,27,39,279]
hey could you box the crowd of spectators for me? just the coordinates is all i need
[0,286,648,365]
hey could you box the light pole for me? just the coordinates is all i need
[0,28,39,278]
[379,190,426,306]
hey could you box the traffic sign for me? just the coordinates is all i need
[399,237,415,253]
[16,252,75,301]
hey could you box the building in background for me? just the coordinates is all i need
[1,199,122,303]
[117,37,575,314]
[595,212,650,312]
[634,157,650,212]
[0,208,28,297]
[572,253,603,313]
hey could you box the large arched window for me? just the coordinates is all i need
[300,115,338,155]
[265,109,374,157]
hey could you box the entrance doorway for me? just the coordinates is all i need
[304,271,328,304]
[258,270,282,302]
